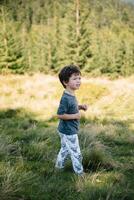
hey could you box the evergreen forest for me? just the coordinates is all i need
[0,0,134,77]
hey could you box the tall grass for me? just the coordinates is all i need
[0,74,134,199]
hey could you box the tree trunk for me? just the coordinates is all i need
[76,0,80,37]
[1,7,8,71]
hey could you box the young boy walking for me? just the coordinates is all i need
[55,65,88,175]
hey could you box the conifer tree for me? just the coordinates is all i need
[114,40,126,75]
[77,3,92,69]
[0,6,25,74]
[65,0,92,69]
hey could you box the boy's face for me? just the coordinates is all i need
[64,73,81,90]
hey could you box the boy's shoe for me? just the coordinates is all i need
[77,172,86,178]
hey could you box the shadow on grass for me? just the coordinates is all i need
[0,108,134,200]
[0,108,79,200]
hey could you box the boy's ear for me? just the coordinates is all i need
[63,81,67,87]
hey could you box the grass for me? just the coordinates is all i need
[0,74,134,200]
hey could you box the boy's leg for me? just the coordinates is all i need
[65,134,83,175]
[55,132,69,169]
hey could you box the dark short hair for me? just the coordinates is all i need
[58,65,81,88]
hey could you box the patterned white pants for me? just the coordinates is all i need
[55,132,83,174]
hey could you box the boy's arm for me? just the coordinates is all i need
[57,96,81,120]
[57,113,80,120]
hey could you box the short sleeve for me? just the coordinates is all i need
[57,97,68,115]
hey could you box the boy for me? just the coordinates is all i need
[55,65,88,175]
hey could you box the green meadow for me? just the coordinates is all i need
[0,74,134,200]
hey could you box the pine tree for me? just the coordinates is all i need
[65,0,92,69]
[114,40,126,75]
[49,0,64,72]
[0,6,25,74]
[120,35,134,76]
[77,2,92,69]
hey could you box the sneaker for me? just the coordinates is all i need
[77,172,86,177]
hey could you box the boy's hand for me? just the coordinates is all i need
[78,104,88,111]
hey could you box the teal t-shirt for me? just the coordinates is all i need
[57,91,79,135]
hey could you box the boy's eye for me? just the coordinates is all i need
[71,76,81,81]
[73,77,81,80]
